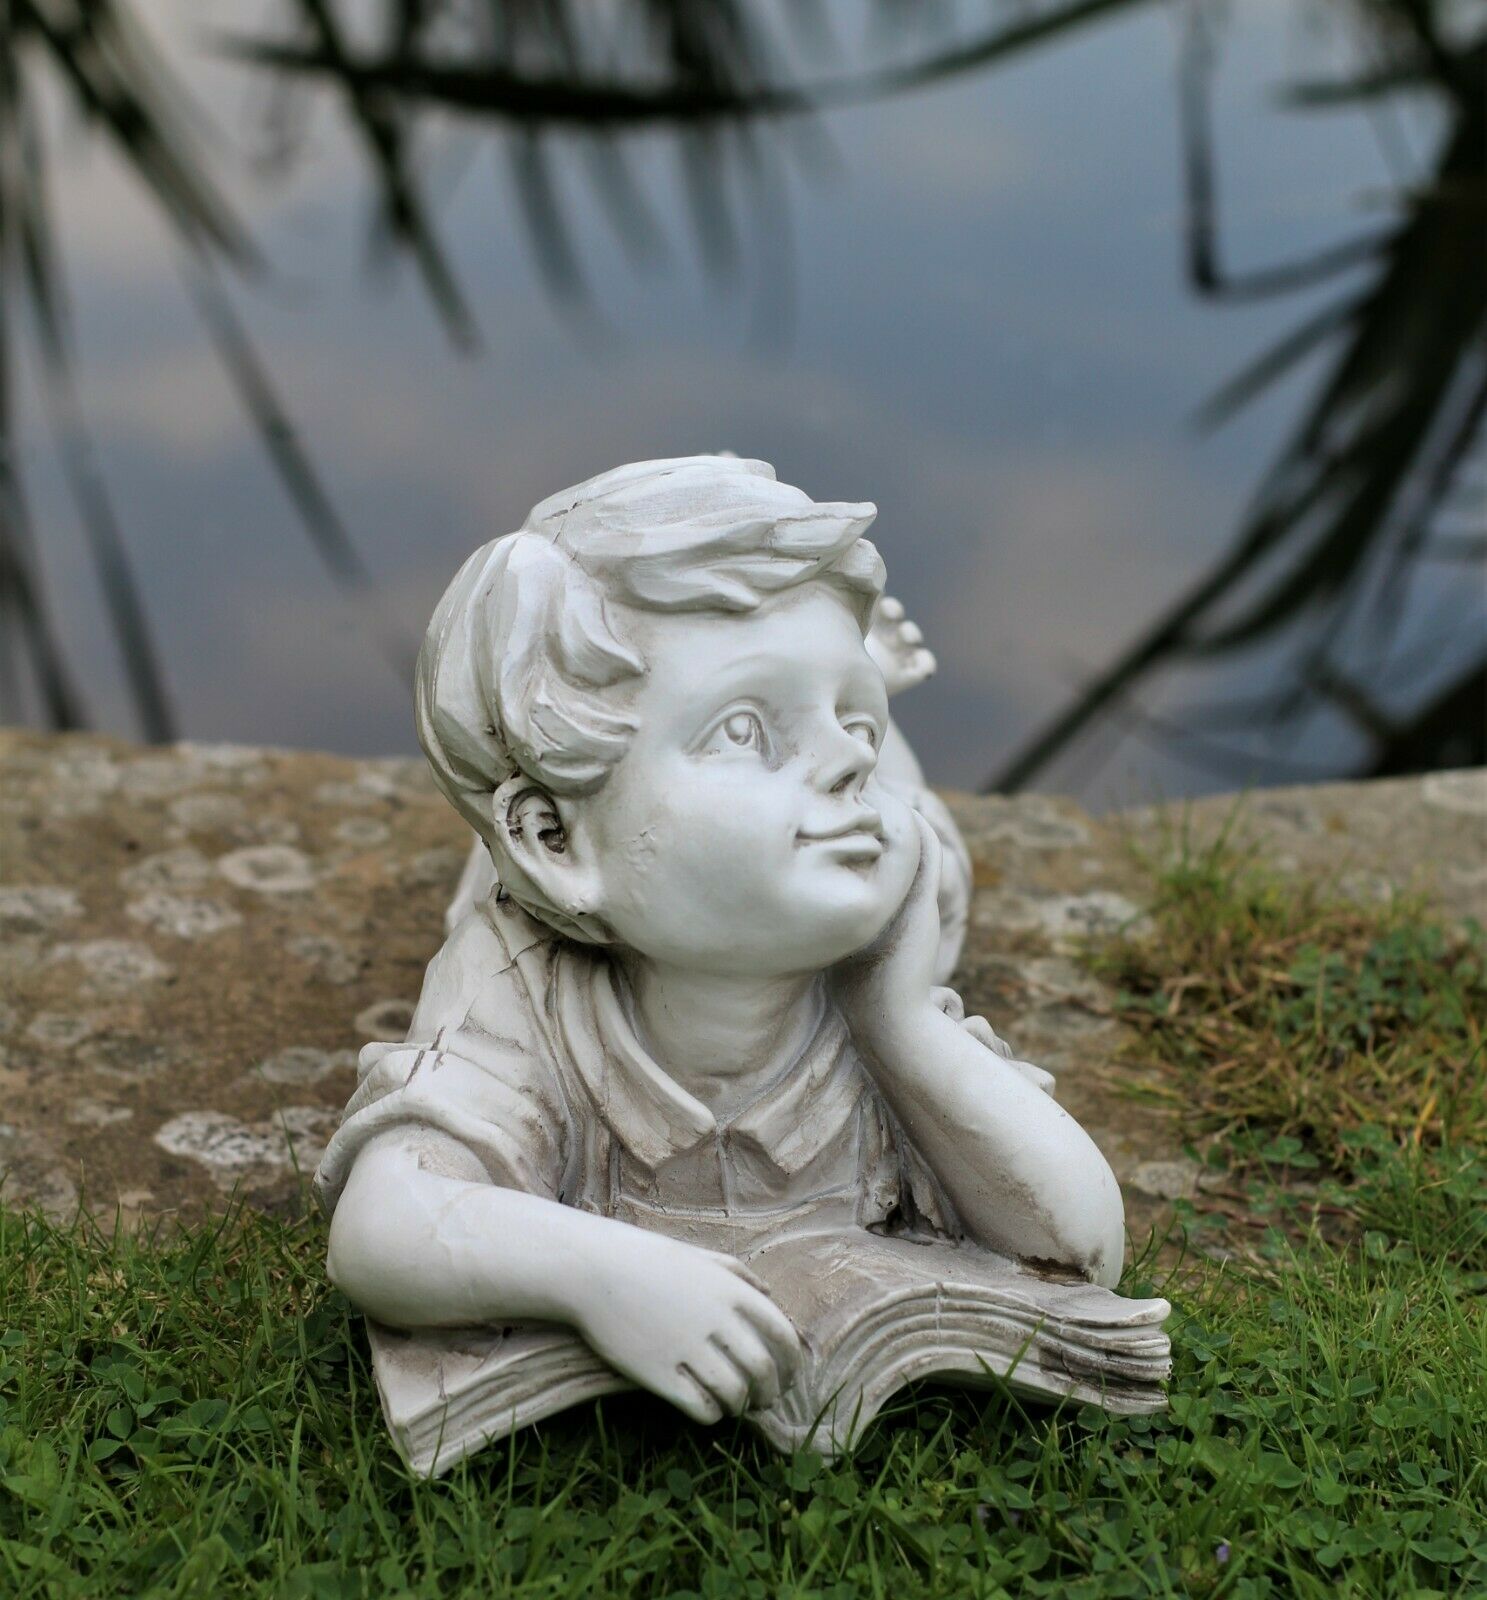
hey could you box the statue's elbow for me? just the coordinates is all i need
[1086,1232,1125,1290]
[326,1182,424,1323]
[325,1196,377,1309]
[1050,1168,1126,1290]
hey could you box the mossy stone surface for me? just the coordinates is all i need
[1,728,1480,1227]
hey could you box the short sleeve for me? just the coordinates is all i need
[312,910,569,1215]
[896,1132,961,1240]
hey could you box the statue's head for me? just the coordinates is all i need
[417,456,920,976]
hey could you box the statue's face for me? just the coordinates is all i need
[572,585,919,977]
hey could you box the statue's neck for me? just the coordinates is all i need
[616,958,824,1119]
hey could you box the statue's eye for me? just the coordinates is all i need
[843,718,879,749]
[720,711,765,751]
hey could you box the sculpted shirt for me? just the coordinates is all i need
[313,896,956,1248]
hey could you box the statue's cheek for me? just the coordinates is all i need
[874,788,917,855]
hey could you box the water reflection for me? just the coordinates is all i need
[988,0,1486,788]
[2,0,1481,796]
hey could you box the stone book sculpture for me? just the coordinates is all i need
[373,1229,1170,1477]
[314,455,1171,1475]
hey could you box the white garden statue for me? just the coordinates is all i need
[315,456,1169,1475]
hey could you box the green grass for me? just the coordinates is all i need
[3,1191,1483,1600]
[3,842,1485,1598]
[1086,829,1486,1166]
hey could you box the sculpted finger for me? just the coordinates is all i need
[962,1014,1016,1058]
[684,1354,750,1417]
[710,1323,783,1408]
[718,1254,772,1295]
[733,1293,802,1384]
[963,1014,1007,1051]
[931,986,965,1021]
[672,1366,725,1425]
[1014,1060,1057,1096]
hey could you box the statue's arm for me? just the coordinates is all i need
[327,1125,612,1329]
[865,1006,1126,1286]
[838,813,1125,1287]
[325,1128,802,1422]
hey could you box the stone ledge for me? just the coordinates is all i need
[1,728,1482,1226]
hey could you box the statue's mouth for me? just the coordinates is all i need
[796,811,886,859]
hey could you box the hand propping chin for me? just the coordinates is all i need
[932,988,1057,1096]
[832,810,942,1045]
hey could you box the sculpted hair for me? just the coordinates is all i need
[416,455,884,873]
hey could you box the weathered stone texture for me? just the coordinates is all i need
[1,729,1482,1230]
[1,731,465,1223]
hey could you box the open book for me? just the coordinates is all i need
[368,1227,1172,1476]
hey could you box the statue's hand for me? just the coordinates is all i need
[831,810,942,1061]
[931,987,1057,1097]
[574,1233,802,1425]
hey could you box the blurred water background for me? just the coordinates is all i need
[3,0,1482,805]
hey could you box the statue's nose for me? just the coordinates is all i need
[813,724,876,797]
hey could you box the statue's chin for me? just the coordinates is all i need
[792,898,901,972]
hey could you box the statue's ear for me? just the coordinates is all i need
[492,775,609,940]
[502,782,569,859]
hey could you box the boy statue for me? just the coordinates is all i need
[315,456,1163,1465]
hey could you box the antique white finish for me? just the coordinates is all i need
[442,584,973,979]
[316,456,1168,1471]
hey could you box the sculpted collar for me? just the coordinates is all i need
[479,891,866,1178]
[560,959,860,1177]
